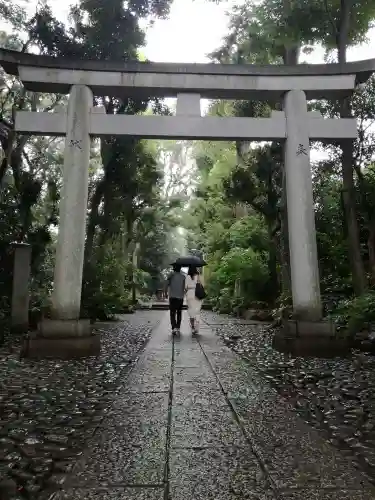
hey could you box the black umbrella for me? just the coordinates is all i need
[173,256,207,267]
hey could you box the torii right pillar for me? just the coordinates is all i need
[284,89,322,323]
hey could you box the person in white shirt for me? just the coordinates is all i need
[185,265,203,334]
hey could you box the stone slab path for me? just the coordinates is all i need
[53,313,375,500]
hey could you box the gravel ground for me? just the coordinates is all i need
[202,310,375,485]
[0,311,162,499]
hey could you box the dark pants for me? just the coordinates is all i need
[169,298,183,329]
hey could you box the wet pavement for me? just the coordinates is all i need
[44,312,375,499]
[0,312,162,499]
[204,310,375,488]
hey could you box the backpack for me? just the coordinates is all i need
[195,276,206,300]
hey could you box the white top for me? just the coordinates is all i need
[185,274,204,300]
[185,274,198,290]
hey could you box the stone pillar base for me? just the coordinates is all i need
[273,319,350,357]
[22,331,100,359]
[21,319,100,359]
[38,318,91,337]
[283,319,336,338]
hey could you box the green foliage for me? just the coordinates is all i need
[211,0,375,65]
[224,143,282,225]
[82,240,131,320]
[29,0,177,318]
[208,247,269,313]
[228,216,268,252]
[313,161,352,292]
[187,0,375,322]
[29,238,54,313]
[134,268,151,291]
[333,291,375,335]
[184,101,278,315]
[2,0,375,334]
[272,292,293,322]
[216,247,268,294]
[0,0,178,330]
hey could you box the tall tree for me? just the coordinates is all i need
[210,0,302,295]
[320,0,375,294]
[224,143,283,302]
[212,0,375,295]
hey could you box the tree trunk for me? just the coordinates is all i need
[368,221,375,286]
[84,180,105,267]
[283,46,300,66]
[123,216,135,262]
[266,221,279,303]
[131,241,141,304]
[341,138,367,294]
[354,163,375,285]
[337,1,367,295]
[280,167,291,295]
[122,216,135,297]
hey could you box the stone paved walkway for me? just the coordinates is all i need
[52,313,375,500]
[0,312,162,499]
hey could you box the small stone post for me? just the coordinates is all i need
[11,242,31,332]
[283,89,322,321]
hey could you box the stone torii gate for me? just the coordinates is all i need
[1,49,374,357]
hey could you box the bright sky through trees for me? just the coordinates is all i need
[17,0,375,65]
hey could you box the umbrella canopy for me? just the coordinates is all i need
[173,256,207,267]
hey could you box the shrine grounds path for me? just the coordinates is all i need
[1,310,375,499]
[49,312,374,500]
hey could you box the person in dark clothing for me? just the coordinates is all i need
[166,263,186,335]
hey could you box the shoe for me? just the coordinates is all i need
[176,328,181,335]
[172,328,177,335]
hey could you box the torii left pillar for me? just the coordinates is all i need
[24,84,100,359]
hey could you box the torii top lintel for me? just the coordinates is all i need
[1,48,374,100]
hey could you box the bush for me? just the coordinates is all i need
[207,247,269,314]
[83,286,131,320]
[272,293,293,321]
[29,243,55,322]
[81,241,131,321]
[134,268,152,295]
[216,248,268,295]
[332,291,375,335]
[228,215,269,252]
[215,287,232,314]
